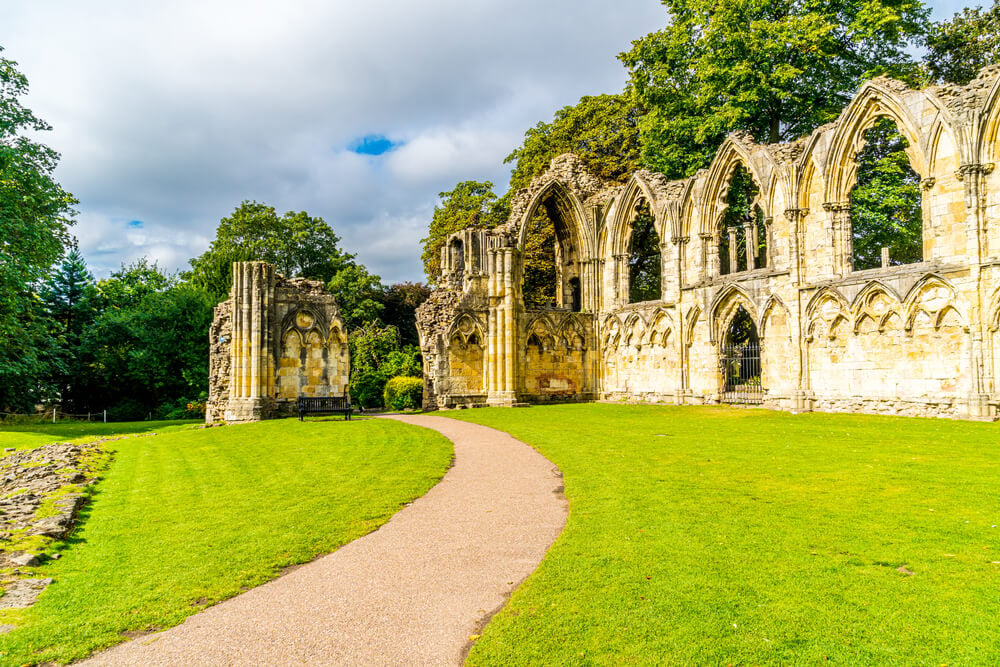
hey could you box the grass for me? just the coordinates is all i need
[446,404,1000,665]
[0,417,452,665]
[0,420,198,453]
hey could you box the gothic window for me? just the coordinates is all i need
[718,165,766,275]
[850,117,923,271]
[628,200,661,302]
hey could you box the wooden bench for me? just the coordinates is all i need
[297,395,352,421]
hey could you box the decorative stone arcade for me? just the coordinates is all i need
[206,262,350,423]
[417,65,1000,420]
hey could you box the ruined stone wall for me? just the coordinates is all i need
[416,65,1000,420]
[206,262,349,423]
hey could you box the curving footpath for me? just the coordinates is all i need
[84,414,567,666]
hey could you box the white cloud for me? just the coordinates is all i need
[4,0,668,282]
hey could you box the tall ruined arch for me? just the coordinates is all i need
[518,180,592,311]
[701,137,772,277]
[606,176,664,304]
[825,84,930,272]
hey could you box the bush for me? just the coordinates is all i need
[383,376,423,411]
[349,322,422,408]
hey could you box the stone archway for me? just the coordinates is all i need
[719,307,763,404]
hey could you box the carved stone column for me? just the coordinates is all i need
[957,162,996,418]
[727,227,739,273]
[743,222,756,271]
[225,261,276,422]
[614,254,629,306]
[784,208,807,283]
[700,233,716,279]
[823,201,852,276]
[487,245,518,406]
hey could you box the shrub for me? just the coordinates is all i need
[383,376,423,411]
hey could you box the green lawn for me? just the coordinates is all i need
[0,417,452,665]
[447,404,1000,665]
[0,419,198,452]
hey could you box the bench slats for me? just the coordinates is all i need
[298,395,352,421]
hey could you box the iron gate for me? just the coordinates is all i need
[720,341,764,404]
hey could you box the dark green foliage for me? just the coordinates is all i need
[348,323,421,409]
[421,181,508,283]
[0,48,77,410]
[380,282,431,348]
[76,263,214,419]
[521,208,557,309]
[327,264,385,331]
[383,376,423,411]
[628,201,661,303]
[924,1,1000,85]
[850,117,923,270]
[40,249,99,411]
[506,94,644,192]
[620,0,928,178]
[187,201,354,300]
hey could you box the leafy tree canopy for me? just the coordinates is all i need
[188,201,354,300]
[327,263,385,331]
[620,0,928,178]
[421,181,508,283]
[924,0,1000,85]
[380,282,431,348]
[505,93,644,192]
[0,47,77,409]
[348,322,421,409]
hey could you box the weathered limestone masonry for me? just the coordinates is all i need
[206,262,349,423]
[417,66,1000,419]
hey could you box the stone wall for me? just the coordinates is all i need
[206,262,349,423]
[416,65,1000,420]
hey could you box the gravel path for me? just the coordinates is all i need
[84,414,567,666]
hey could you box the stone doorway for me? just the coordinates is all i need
[720,307,763,404]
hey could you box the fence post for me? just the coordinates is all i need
[52,407,56,423]
[103,409,107,423]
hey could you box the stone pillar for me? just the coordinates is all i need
[957,162,996,418]
[614,254,629,306]
[823,201,851,276]
[487,244,518,406]
[784,208,807,283]
[727,227,739,273]
[743,222,756,271]
[225,262,276,422]
[763,217,773,269]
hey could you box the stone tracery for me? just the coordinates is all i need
[417,66,1000,419]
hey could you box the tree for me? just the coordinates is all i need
[0,47,77,409]
[327,264,385,331]
[188,201,354,299]
[925,1,1000,85]
[620,0,928,178]
[71,261,213,418]
[421,181,508,283]
[348,322,421,409]
[380,282,431,347]
[505,93,644,192]
[40,248,98,411]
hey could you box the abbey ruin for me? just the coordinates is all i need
[417,66,1000,420]
[206,261,350,423]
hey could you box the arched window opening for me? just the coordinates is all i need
[850,117,923,271]
[718,165,766,275]
[522,207,557,308]
[568,277,581,312]
[450,239,465,275]
[522,196,582,310]
[628,200,661,303]
[720,306,763,404]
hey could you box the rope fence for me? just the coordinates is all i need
[0,409,109,423]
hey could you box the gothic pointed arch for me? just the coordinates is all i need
[902,274,964,331]
[825,80,929,203]
[710,284,759,343]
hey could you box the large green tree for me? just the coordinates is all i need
[924,0,1000,85]
[505,93,644,192]
[421,181,508,283]
[0,48,77,410]
[620,0,928,178]
[188,201,354,299]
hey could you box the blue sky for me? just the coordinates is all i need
[1,0,980,284]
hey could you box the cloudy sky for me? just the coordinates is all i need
[4,0,969,284]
